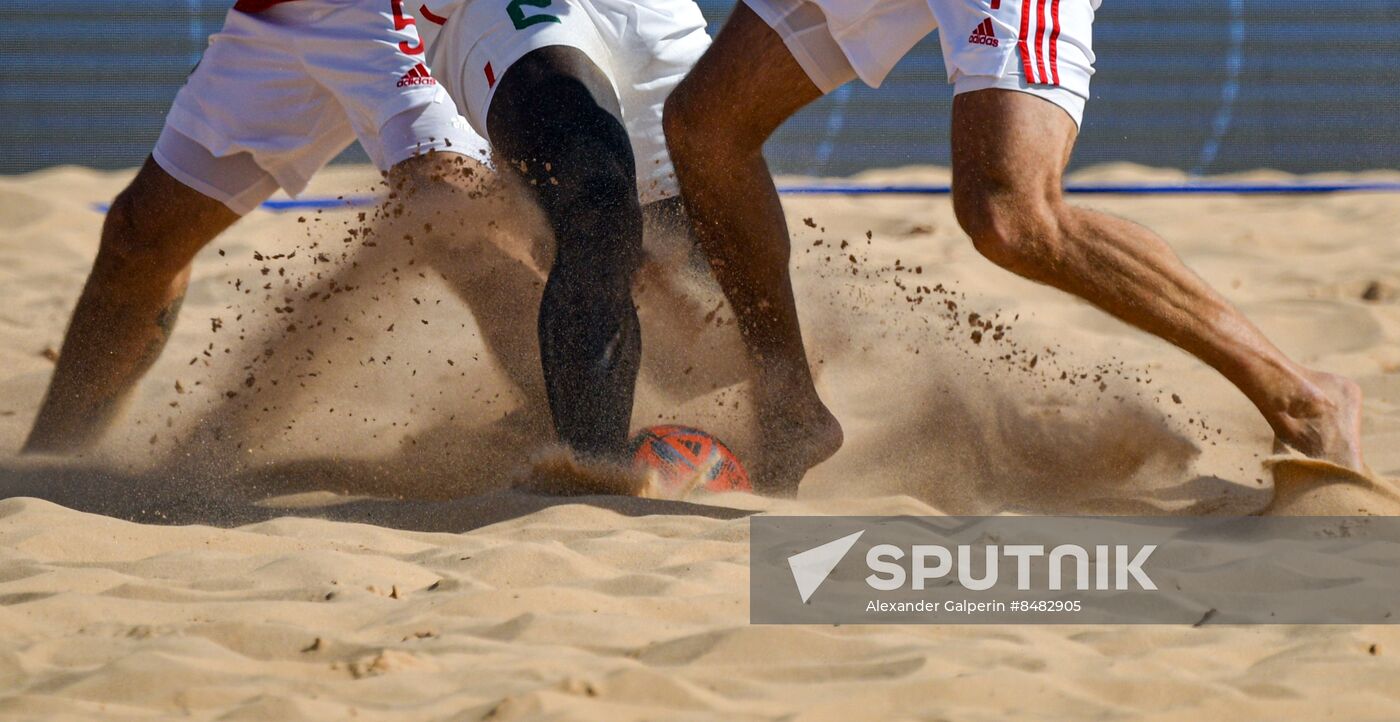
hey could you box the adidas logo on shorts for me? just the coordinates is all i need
[968,18,999,47]
[396,63,437,88]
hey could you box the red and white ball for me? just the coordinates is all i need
[629,425,752,495]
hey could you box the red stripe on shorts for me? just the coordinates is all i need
[1018,0,1036,82]
[1048,0,1061,85]
[1034,0,1049,84]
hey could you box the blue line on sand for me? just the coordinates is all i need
[90,181,1400,213]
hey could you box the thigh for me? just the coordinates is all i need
[672,3,825,142]
[476,41,633,210]
[485,44,625,158]
[482,45,643,273]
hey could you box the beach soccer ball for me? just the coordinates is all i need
[629,425,752,495]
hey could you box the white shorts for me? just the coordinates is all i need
[745,0,1098,126]
[416,0,712,203]
[156,0,490,215]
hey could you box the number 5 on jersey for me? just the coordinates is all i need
[508,0,560,29]
[390,0,425,54]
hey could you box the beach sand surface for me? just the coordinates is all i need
[2,164,1400,719]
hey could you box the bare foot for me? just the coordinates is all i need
[1270,370,1365,472]
[751,392,844,496]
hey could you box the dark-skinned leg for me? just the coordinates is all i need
[664,3,842,494]
[950,88,1363,470]
[24,158,239,454]
[486,46,644,461]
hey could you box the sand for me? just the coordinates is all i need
[2,163,1400,718]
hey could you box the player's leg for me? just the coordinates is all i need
[370,0,644,460]
[25,2,349,455]
[23,154,244,454]
[25,0,412,455]
[663,3,842,493]
[485,46,645,461]
[949,88,1363,469]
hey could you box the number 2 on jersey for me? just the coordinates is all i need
[508,0,561,30]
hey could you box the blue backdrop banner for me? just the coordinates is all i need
[2,0,1397,176]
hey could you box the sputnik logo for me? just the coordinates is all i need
[787,530,865,603]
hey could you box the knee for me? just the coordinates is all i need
[534,133,641,279]
[663,83,763,165]
[506,94,636,217]
[552,133,637,213]
[94,187,151,273]
[95,176,208,283]
[531,111,643,283]
[661,86,707,160]
[953,186,1067,277]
